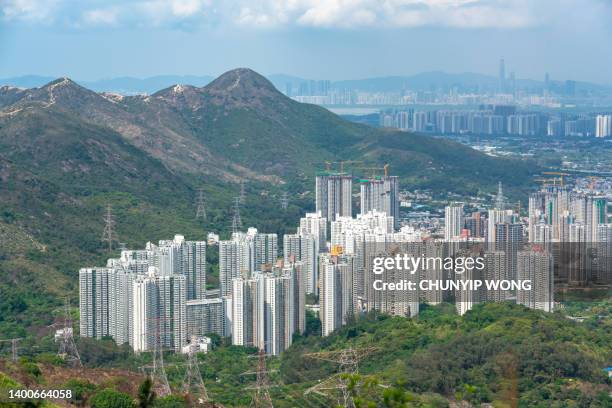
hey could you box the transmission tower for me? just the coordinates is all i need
[151,319,172,397]
[57,298,81,367]
[101,204,115,252]
[195,188,207,221]
[232,197,243,233]
[182,337,210,406]
[241,349,274,408]
[239,181,247,204]
[0,338,23,362]
[303,347,378,408]
[280,192,289,210]
[495,181,506,210]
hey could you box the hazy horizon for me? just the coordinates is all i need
[1,1,611,84]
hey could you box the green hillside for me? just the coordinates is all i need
[2,303,608,407]
[0,68,541,341]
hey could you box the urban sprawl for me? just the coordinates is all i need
[78,171,612,358]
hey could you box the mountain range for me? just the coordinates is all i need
[2,71,610,96]
[0,67,537,339]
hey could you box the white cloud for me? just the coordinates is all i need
[0,0,61,22]
[0,0,599,30]
[82,8,119,26]
[234,0,539,29]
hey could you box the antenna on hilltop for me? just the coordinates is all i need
[232,197,243,233]
[57,298,81,367]
[195,188,207,221]
[101,204,116,252]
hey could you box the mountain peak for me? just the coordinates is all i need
[202,68,283,106]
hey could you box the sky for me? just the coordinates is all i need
[1,0,611,83]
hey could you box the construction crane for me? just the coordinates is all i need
[323,160,363,173]
[542,172,570,187]
[356,163,390,178]
[534,178,561,188]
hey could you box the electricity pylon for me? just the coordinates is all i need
[182,337,210,406]
[280,192,289,210]
[195,188,207,220]
[232,197,243,233]
[239,181,247,204]
[303,347,378,408]
[242,349,274,408]
[151,319,172,397]
[495,181,506,210]
[57,298,82,367]
[101,204,115,252]
[0,338,23,362]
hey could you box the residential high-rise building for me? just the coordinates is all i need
[316,173,353,222]
[299,211,327,251]
[359,175,400,230]
[186,298,224,339]
[231,272,296,355]
[517,249,554,312]
[595,114,611,138]
[319,256,355,336]
[132,270,187,353]
[79,267,113,340]
[444,204,464,241]
[495,223,524,280]
[283,233,318,295]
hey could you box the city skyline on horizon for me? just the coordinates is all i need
[1,0,612,84]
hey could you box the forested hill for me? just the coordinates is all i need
[0,68,539,341]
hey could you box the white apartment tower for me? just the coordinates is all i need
[444,204,464,241]
[316,173,353,222]
[360,176,400,230]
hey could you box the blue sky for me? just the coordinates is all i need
[1,0,611,83]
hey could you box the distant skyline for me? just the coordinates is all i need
[1,0,611,84]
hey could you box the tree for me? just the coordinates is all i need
[89,388,134,408]
[137,377,156,408]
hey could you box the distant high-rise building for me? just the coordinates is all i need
[132,271,186,353]
[596,114,611,138]
[413,111,427,132]
[231,273,295,355]
[444,204,464,241]
[299,211,327,251]
[316,173,353,222]
[360,175,400,229]
[319,256,355,336]
[517,249,554,312]
[186,298,224,339]
[499,58,506,93]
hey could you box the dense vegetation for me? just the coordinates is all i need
[1,303,609,407]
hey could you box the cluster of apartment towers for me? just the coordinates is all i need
[80,173,610,357]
